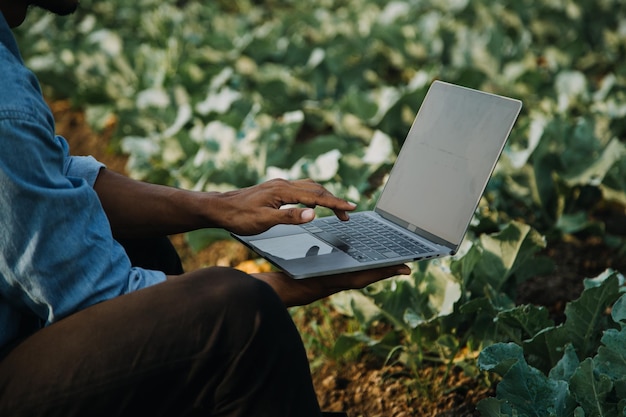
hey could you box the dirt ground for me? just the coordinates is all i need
[53,100,626,417]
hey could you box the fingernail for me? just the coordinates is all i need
[301,208,315,221]
[347,201,357,208]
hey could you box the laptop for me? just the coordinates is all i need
[233,80,522,278]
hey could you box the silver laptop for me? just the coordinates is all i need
[233,81,522,278]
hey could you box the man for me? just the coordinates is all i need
[0,0,410,416]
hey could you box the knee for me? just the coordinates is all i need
[176,266,285,323]
[175,267,298,350]
[195,266,277,301]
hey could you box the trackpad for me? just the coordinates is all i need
[252,233,334,260]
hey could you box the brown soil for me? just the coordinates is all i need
[54,100,626,417]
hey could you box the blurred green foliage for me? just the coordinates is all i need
[15,0,626,230]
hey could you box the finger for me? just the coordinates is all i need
[358,264,412,281]
[278,180,357,213]
[333,208,351,221]
[290,187,345,208]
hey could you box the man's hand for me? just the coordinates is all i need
[252,264,412,307]
[94,170,355,238]
[213,178,357,235]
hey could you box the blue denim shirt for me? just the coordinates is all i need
[0,13,166,352]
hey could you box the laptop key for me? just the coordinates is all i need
[361,250,386,261]
[308,214,433,263]
[301,224,324,233]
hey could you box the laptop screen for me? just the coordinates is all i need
[375,81,522,248]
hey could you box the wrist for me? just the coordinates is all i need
[189,190,228,230]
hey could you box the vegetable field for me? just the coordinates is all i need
[17,0,626,415]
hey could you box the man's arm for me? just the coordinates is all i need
[94,168,357,238]
[97,168,411,304]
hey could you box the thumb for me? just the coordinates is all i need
[298,208,316,222]
[279,207,315,224]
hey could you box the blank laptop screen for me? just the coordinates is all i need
[375,81,522,247]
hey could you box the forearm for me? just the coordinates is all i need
[94,169,358,238]
[94,168,219,238]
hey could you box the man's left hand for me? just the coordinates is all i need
[252,264,412,307]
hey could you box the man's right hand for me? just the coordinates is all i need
[210,178,357,236]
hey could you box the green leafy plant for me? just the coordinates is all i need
[477,271,626,417]
[16,0,626,242]
[17,0,626,247]
[291,299,364,370]
[329,221,553,378]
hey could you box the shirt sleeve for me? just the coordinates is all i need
[0,112,166,328]
[0,14,166,352]
[64,153,106,187]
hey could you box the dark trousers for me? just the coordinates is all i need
[0,237,322,416]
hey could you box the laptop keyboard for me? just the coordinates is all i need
[300,214,432,263]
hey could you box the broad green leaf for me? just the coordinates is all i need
[523,326,571,374]
[332,332,372,358]
[455,283,516,345]
[495,304,554,343]
[523,273,621,373]
[471,221,547,293]
[303,149,342,182]
[458,296,498,316]
[479,342,576,417]
[367,278,430,331]
[287,134,356,166]
[594,327,626,383]
[562,274,621,359]
[418,263,462,319]
[570,359,616,417]
[533,153,563,222]
[583,270,625,290]
[362,130,394,165]
[450,240,482,290]
[329,290,382,327]
[195,87,242,115]
[505,112,546,169]
[403,308,425,329]
[476,398,513,417]
[555,212,594,234]
[549,343,580,382]
[478,342,524,376]
[339,87,378,120]
[564,138,626,186]
[333,330,400,362]
[611,294,626,324]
